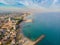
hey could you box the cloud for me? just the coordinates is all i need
[52,0,58,5]
[0,0,25,7]
[0,0,60,10]
[0,0,8,4]
[50,0,60,9]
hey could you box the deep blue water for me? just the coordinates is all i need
[21,12,60,45]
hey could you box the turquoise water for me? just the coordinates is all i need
[21,12,60,45]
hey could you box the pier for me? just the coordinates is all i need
[23,35,45,45]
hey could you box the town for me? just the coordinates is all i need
[0,12,45,45]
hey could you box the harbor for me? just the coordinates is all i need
[0,13,45,45]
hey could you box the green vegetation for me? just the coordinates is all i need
[0,32,4,40]
[16,16,24,25]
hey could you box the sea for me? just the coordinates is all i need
[21,12,60,45]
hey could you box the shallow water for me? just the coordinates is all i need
[21,12,60,45]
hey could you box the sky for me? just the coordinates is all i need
[0,0,60,12]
